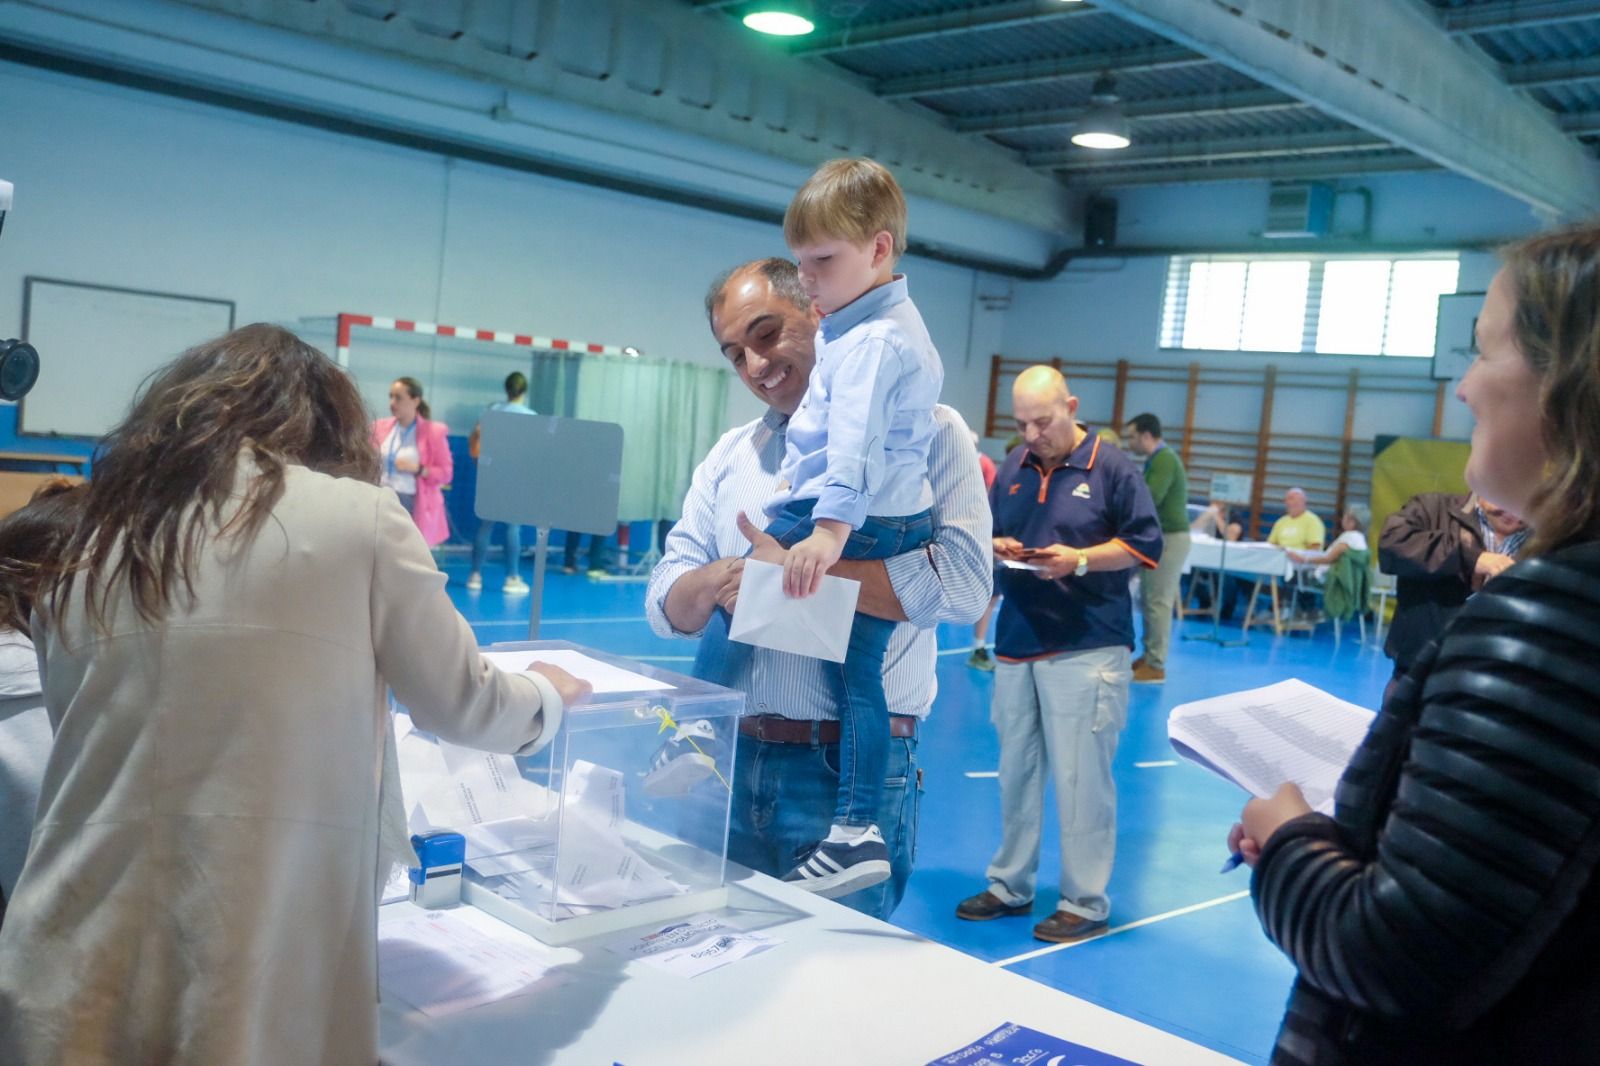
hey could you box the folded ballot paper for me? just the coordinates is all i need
[727,558,861,663]
[1166,678,1377,815]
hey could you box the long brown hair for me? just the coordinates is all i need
[0,478,87,637]
[1500,224,1600,556]
[51,323,379,631]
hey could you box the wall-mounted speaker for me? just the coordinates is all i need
[1084,195,1118,250]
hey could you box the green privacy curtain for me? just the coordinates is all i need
[573,356,730,522]
[528,351,583,417]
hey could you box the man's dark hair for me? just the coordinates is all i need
[504,371,527,400]
[704,257,811,324]
[1127,412,1162,439]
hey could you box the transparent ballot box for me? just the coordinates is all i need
[393,641,742,945]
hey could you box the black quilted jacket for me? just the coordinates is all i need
[1252,540,1600,1065]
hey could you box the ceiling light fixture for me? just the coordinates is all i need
[742,2,816,36]
[1071,72,1131,150]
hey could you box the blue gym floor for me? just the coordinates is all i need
[444,551,1393,1065]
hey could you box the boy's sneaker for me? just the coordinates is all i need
[465,572,483,591]
[967,647,995,672]
[502,576,530,595]
[782,825,892,899]
[643,718,726,796]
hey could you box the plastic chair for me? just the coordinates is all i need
[1365,568,1397,648]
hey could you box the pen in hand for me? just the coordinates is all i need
[1220,852,1245,874]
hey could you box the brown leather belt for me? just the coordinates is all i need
[738,714,919,745]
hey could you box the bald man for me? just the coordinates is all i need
[955,366,1162,943]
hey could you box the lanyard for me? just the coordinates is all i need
[386,420,418,480]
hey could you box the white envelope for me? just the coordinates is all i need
[727,558,861,663]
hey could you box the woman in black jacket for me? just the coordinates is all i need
[1229,223,1600,1065]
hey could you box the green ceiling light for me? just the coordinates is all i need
[1071,72,1132,150]
[742,2,816,36]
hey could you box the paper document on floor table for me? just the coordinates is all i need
[1167,678,1376,814]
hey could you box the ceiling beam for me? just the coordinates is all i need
[876,44,1205,99]
[1561,110,1600,136]
[955,87,1303,135]
[1028,129,1389,169]
[1504,54,1600,89]
[1090,0,1600,217]
[1060,153,1434,187]
[793,0,1097,57]
[1443,0,1600,36]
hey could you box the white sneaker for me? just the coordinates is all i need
[502,576,529,595]
[465,572,483,591]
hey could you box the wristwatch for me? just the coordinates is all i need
[1073,550,1090,577]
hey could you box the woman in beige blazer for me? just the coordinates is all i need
[0,324,589,1065]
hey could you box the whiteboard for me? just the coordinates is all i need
[19,277,235,439]
[1432,291,1485,382]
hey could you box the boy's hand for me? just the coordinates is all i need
[785,522,847,598]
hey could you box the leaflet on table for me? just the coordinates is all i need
[479,648,674,694]
[606,913,781,978]
[377,903,568,1017]
[929,1021,1140,1066]
[1166,678,1376,814]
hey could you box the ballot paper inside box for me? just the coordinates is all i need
[393,640,743,945]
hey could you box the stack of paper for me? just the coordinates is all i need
[1167,678,1376,814]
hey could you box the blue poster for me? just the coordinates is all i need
[928,1021,1144,1066]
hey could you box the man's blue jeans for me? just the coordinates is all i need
[730,728,921,921]
[763,501,934,828]
[692,612,923,920]
[470,520,522,577]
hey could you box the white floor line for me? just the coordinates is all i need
[937,645,986,657]
[470,616,648,626]
[1134,760,1178,768]
[964,771,999,779]
[631,654,696,662]
[990,890,1251,968]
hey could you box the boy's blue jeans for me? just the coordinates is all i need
[762,500,934,828]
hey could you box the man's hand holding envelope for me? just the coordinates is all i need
[725,512,862,663]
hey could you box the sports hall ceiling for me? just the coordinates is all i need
[690,0,1600,215]
[4,0,1598,268]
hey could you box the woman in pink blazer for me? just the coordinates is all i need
[371,376,453,546]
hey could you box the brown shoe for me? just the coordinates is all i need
[955,890,1032,921]
[1032,910,1108,943]
[1131,662,1165,684]
[1131,656,1146,672]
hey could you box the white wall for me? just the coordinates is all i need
[0,61,995,440]
[991,172,1543,450]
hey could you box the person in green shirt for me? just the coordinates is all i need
[1124,413,1189,684]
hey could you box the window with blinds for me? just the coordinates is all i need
[1160,254,1460,357]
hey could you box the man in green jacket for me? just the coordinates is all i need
[1124,414,1189,683]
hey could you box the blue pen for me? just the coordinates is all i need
[1220,851,1245,873]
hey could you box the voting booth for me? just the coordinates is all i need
[394,641,742,945]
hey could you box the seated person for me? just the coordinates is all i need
[1266,486,1325,551]
[1287,503,1369,580]
[1190,499,1243,541]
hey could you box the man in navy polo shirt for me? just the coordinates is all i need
[955,365,1162,943]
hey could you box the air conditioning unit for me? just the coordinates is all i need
[1263,181,1334,239]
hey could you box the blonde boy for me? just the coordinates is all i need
[751,158,943,897]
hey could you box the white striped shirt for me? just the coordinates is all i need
[647,404,992,722]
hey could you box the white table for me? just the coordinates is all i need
[1180,534,1302,635]
[379,867,1246,1066]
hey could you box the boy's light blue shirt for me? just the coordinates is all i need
[768,275,943,528]
[488,400,535,415]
